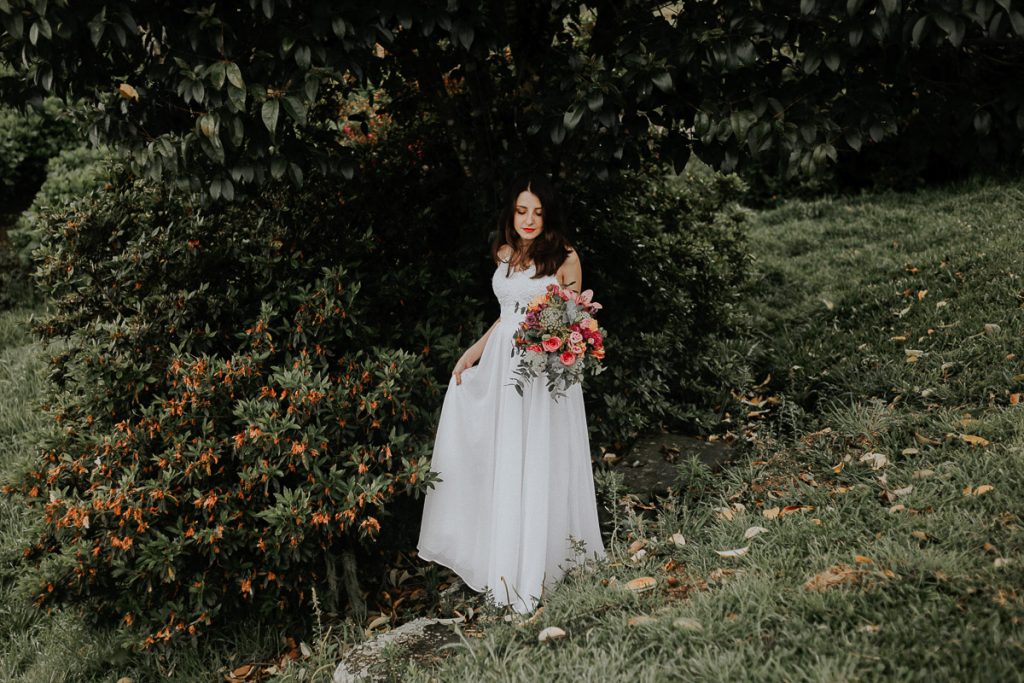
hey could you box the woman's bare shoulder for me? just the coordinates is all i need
[496,244,513,262]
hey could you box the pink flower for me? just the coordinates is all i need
[542,337,561,352]
[559,351,576,366]
[527,344,543,353]
[569,331,583,345]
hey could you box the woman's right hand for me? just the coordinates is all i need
[452,355,474,385]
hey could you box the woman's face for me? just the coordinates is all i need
[513,190,544,242]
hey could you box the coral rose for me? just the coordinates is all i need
[527,344,543,353]
[542,336,562,352]
[559,351,576,365]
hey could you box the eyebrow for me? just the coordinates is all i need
[516,205,543,210]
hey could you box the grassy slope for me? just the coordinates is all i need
[1,178,1022,681]
[383,178,1024,681]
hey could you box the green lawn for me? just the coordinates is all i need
[1,178,1022,681]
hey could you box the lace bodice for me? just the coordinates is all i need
[493,262,560,324]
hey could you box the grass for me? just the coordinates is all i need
[382,177,1024,681]
[1,177,1022,680]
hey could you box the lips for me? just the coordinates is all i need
[522,227,537,233]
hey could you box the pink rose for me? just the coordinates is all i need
[542,336,561,352]
[527,344,543,353]
[569,331,583,344]
[559,351,576,365]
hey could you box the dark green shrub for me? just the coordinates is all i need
[3,176,441,649]
[11,145,112,264]
[0,98,78,210]
[1,145,111,310]
[569,168,753,448]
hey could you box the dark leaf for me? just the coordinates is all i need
[1009,10,1024,35]
[563,106,584,131]
[282,96,307,125]
[652,71,673,93]
[226,62,244,89]
[262,99,280,134]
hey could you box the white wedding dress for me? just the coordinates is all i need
[416,260,607,614]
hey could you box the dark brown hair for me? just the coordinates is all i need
[490,173,574,278]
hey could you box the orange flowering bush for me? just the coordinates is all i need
[1,174,444,650]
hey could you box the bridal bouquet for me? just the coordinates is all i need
[510,284,607,400]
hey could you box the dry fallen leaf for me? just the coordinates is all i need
[914,432,941,446]
[707,568,736,583]
[854,555,874,565]
[671,532,687,547]
[888,504,906,514]
[366,615,389,631]
[912,469,935,479]
[911,530,929,541]
[715,546,749,558]
[860,624,882,634]
[832,461,845,474]
[762,507,781,520]
[673,617,703,632]
[994,558,1013,568]
[860,452,889,469]
[627,615,657,627]
[624,577,657,593]
[780,504,814,516]
[964,484,995,496]
[803,564,861,591]
[716,503,745,520]
[538,626,566,643]
[227,665,255,682]
[891,485,914,497]
[744,526,769,540]
[961,434,991,447]
[628,539,648,555]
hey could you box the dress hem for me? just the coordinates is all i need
[415,546,541,614]
[414,546,489,594]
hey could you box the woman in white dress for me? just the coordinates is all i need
[416,174,607,614]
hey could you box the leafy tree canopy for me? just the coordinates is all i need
[1,0,1022,199]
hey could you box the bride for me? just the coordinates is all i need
[416,173,606,614]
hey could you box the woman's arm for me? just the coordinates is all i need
[558,249,582,293]
[453,317,500,384]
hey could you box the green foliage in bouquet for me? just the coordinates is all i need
[0,173,442,650]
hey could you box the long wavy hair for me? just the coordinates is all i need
[491,173,574,278]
